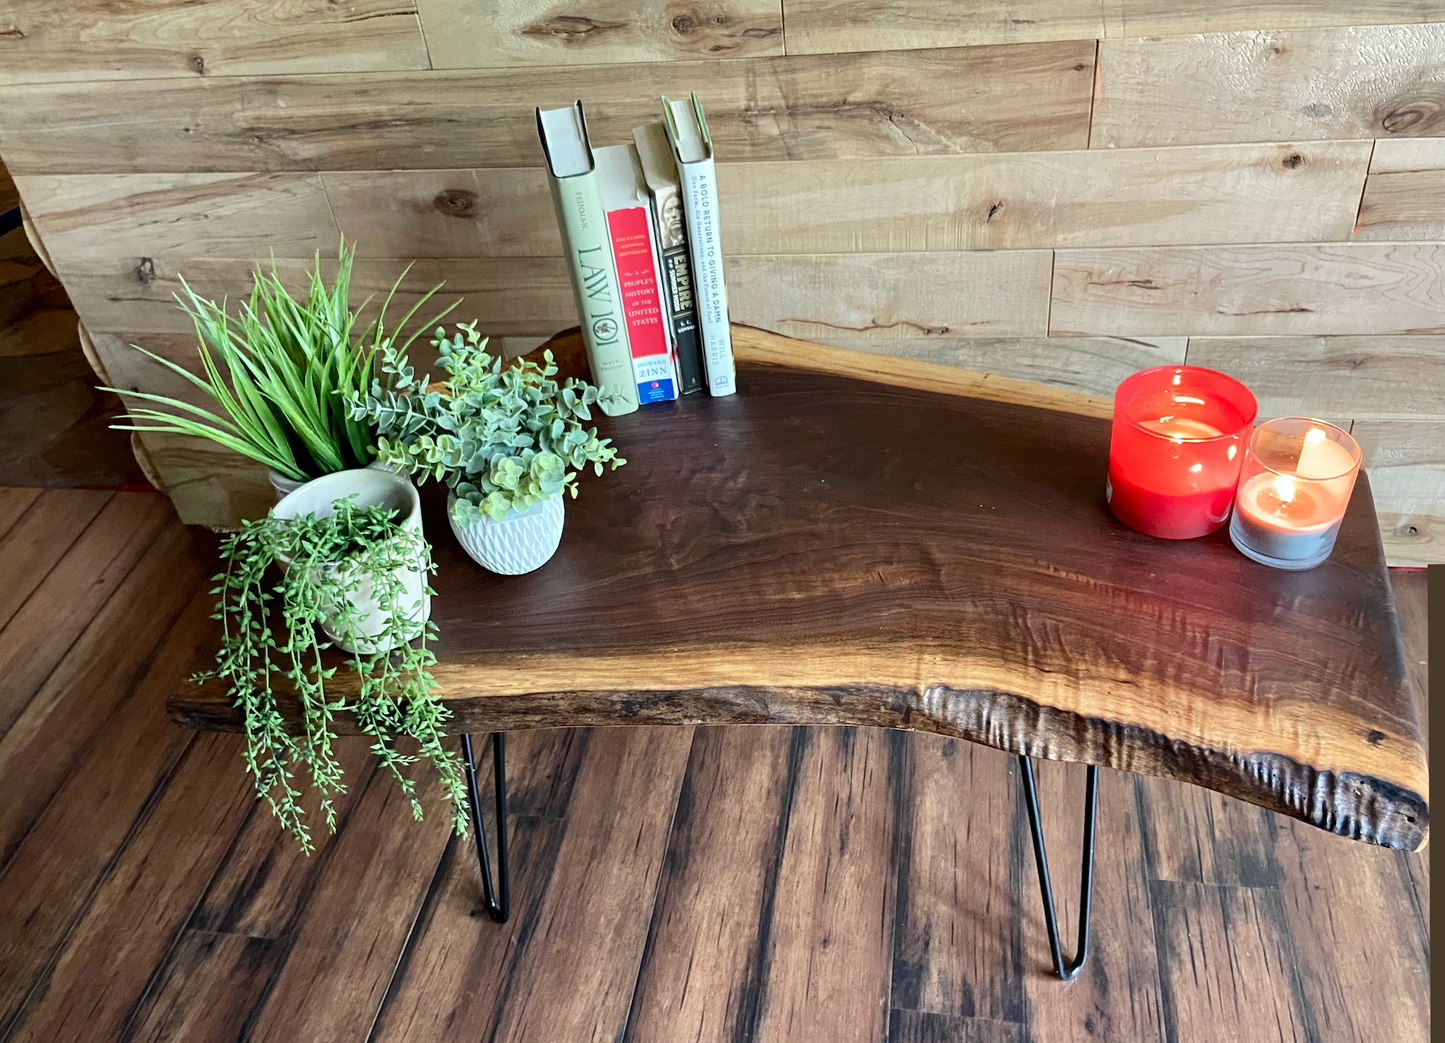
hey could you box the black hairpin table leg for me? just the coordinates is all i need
[1018,756,1098,981]
[461,732,510,923]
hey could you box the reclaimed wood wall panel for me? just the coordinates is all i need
[785,0,1444,54]
[719,142,1372,252]
[0,8,1439,563]
[1049,244,1445,337]
[1351,419,1445,567]
[14,173,339,262]
[727,251,1054,339]
[1355,138,1445,240]
[0,0,432,85]
[1185,335,1445,420]
[1091,25,1445,148]
[0,41,1096,176]
[417,0,785,69]
[812,335,1186,397]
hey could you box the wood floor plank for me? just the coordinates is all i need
[242,754,456,1043]
[1391,568,1430,929]
[1271,820,1430,1043]
[0,490,172,737]
[123,931,283,1043]
[0,587,205,1028]
[891,739,1025,1025]
[1359,137,1445,241]
[0,524,209,871]
[1148,881,1310,1043]
[751,728,902,1043]
[372,727,693,1043]
[625,727,805,1042]
[888,1007,1028,1043]
[1021,763,1163,1043]
[6,733,254,1043]
[0,486,41,543]
[0,487,110,631]
[1135,777,1283,889]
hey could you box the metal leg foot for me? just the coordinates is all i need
[1017,756,1097,981]
[461,732,510,923]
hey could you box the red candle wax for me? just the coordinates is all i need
[1106,366,1257,539]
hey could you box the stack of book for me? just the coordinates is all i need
[536,94,735,416]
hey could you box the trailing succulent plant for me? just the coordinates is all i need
[350,322,625,521]
[201,497,467,852]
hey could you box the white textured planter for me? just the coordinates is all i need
[269,460,398,503]
[448,493,564,575]
[273,469,430,654]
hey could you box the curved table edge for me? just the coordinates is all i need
[168,681,1428,853]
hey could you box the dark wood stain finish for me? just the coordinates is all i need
[170,328,1427,852]
[0,486,1430,1043]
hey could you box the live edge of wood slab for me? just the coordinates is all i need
[170,324,1428,852]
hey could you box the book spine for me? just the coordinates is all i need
[677,155,735,397]
[658,222,704,395]
[606,204,678,404]
[545,171,640,416]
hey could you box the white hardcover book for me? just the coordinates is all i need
[595,143,679,404]
[662,93,735,398]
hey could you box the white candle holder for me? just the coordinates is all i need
[1228,418,1362,571]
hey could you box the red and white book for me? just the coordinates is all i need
[595,143,679,404]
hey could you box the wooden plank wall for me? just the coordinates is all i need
[0,4,1440,564]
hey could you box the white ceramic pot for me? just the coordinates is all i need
[448,493,564,575]
[269,460,399,503]
[273,469,429,654]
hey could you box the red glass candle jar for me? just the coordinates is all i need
[1107,366,1257,539]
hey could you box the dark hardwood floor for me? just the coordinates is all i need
[0,488,1429,1043]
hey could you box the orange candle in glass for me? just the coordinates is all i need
[1229,418,1361,570]
[1107,366,1257,539]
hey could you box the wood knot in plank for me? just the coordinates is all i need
[521,15,625,42]
[1378,90,1444,135]
[432,188,480,220]
[134,258,156,285]
[191,54,206,75]
[1280,151,1303,169]
[0,26,27,39]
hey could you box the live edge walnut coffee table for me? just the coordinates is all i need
[170,324,1429,982]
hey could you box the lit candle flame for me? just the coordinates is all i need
[1272,474,1296,502]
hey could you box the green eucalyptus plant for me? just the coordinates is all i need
[106,241,455,483]
[201,496,467,852]
[350,322,625,521]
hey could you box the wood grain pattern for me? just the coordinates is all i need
[891,740,1024,1023]
[751,728,900,1043]
[1356,137,1445,240]
[323,168,559,259]
[4,734,252,1043]
[0,487,40,544]
[0,488,109,631]
[785,0,1444,54]
[373,728,693,1043]
[0,41,1096,175]
[814,335,1185,398]
[170,328,1427,851]
[16,173,338,263]
[1050,243,1445,337]
[0,491,171,736]
[0,0,430,85]
[1092,25,1445,148]
[718,142,1372,252]
[1148,882,1309,1042]
[728,251,1053,339]
[1184,335,1445,420]
[624,727,799,1042]
[1352,419,1445,566]
[1272,822,1431,1043]
[418,0,783,69]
